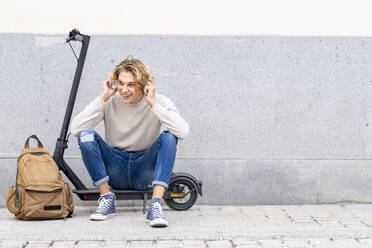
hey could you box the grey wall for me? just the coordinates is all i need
[1,34,372,206]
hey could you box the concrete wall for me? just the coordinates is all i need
[1,34,372,206]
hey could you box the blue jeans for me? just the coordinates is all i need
[77,128,178,190]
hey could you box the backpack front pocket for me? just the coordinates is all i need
[24,183,64,219]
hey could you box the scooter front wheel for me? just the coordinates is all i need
[165,176,198,211]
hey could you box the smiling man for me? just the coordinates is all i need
[70,56,189,227]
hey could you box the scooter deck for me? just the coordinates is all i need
[73,188,153,201]
[73,188,153,213]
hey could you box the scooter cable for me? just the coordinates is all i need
[68,41,79,61]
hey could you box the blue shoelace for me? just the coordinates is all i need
[151,202,164,219]
[96,196,113,214]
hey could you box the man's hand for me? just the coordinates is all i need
[100,77,117,102]
[144,77,156,107]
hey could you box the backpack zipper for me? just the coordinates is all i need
[15,186,19,208]
[17,151,48,163]
[65,183,72,205]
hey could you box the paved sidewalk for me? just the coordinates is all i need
[1,204,372,247]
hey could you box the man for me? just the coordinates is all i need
[70,56,189,227]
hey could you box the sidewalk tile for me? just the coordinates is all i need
[206,240,232,248]
[128,241,153,248]
[76,240,103,248]
[182,240,207,247]
[26,240,53,247]
[103,240,128,247]
[155,240,182,248]
[0,241,28,248]
[52,240,76,247]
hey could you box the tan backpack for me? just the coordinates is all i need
[6,135,74,220]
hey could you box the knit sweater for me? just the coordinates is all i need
[70,92,189,152]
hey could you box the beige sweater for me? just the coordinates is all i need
[70,92,189,152]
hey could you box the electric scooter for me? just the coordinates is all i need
[52,29,203,214]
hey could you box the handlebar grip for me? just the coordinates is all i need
[66,29,84,43]
[74,35,83,42]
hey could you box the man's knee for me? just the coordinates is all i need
[78,128,97,144]
[160,131,178,146]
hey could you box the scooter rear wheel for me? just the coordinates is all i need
[165,176,198,211]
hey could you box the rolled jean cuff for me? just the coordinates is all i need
[152,180,168,189]
[93,176,109,187]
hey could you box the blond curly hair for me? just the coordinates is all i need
[111,56,152,91]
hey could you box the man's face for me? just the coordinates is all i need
[117,71,144,104]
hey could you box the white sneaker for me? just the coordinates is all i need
[150,217,168,227]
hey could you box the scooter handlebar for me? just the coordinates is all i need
[66,29,84,43]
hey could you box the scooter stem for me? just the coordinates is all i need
[53,29,90,190]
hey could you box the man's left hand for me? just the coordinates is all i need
[144,77,156,107]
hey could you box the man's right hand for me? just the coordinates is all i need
[100,78,117,102]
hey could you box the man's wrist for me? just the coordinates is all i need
[100,93,110,102]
